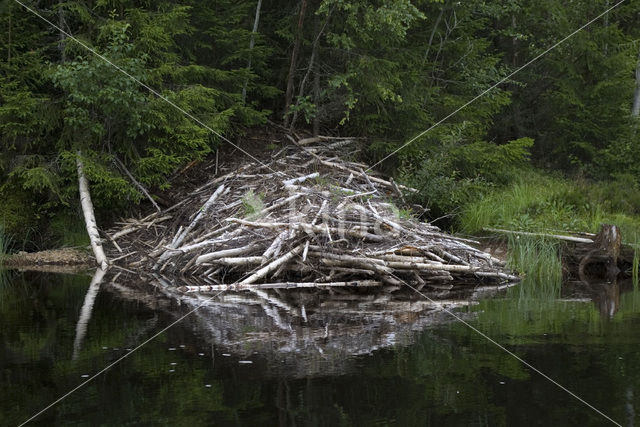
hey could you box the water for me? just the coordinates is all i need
[1,270,639,426]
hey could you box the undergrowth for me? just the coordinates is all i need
[460,171,640,244]
[48,213,90,248]
[0,226,12,260]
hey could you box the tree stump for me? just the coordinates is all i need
[577,224,621,282]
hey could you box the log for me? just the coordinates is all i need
[241,245,304,284]
[227,218,385,242]
[196,243,260,265]
[483,227,594,244]
[77,151,108,270]
[178,280,383,292]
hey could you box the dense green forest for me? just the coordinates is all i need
[1,0,640,249]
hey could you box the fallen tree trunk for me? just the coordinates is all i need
[77,151,108,270]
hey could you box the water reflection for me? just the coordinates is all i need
[106,272,514,378]
[1,270,639,425]
[564,278,637,319]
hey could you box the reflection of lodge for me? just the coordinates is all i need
[100,272,515,377]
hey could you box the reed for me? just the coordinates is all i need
[506,235,563,299]
[0,226,13,261]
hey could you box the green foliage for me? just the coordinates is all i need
[460,171,640,243]
[400,136,533,221]
[242,189,264,218]
[47,212,90,248]
[0,226,12,260]
[2,0,640,248]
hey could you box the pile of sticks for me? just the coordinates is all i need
[105,136,517,292]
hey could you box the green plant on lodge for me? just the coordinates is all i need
[241,189,264,219]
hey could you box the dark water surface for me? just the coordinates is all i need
[1,271,639,426]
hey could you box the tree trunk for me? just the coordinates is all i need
[58,1,66,63]
[77,151,109,270]
[290,11,327,130]
[7,7,11,64]
[632,46,640,118]
[283,0,308,127]
[242,0,263,104]
[313,42,320,136]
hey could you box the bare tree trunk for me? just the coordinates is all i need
[242,0,263,104]
[290,12,329,130]
[603,0,609,55]
[77,151,109,270]
[313,42,320,136]
[113,156,161,212]
[7,7,11,64]
[58,1,66,62]
[283,0,308,127]
[633,46,640,118]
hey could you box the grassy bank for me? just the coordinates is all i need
[451,170,640,290]
[459,171,640,243]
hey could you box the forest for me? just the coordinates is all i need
[1,0,640,250]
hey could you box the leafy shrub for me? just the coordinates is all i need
[400,137,533,222]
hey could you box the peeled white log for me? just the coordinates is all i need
[179,280,383,292]
[196,243,259,265]
[155,184,225,266]
[263,229,294,259]
[112,215,172,239]
[282,172,319,186]
[207,256,264,266]
[351,204,406,234]
[76,152,108,270]
[173,184,225,247]
[227,218,384,241]
[241,245,303,284]
[317,158,417,192]
[483,227,594,244]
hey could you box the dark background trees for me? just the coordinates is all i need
[1,0,639,246]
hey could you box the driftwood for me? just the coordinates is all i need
[105,136,518,294]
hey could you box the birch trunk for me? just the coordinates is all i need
[242,0,263,104]
[632,46,640,118]
[283,0,308,127]
[77,151,108,270]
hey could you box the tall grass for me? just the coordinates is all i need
[460,172,640,239]
[506,235,563,299]
[0,226,13,261]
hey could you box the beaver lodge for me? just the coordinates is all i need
[103,134,518,300]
